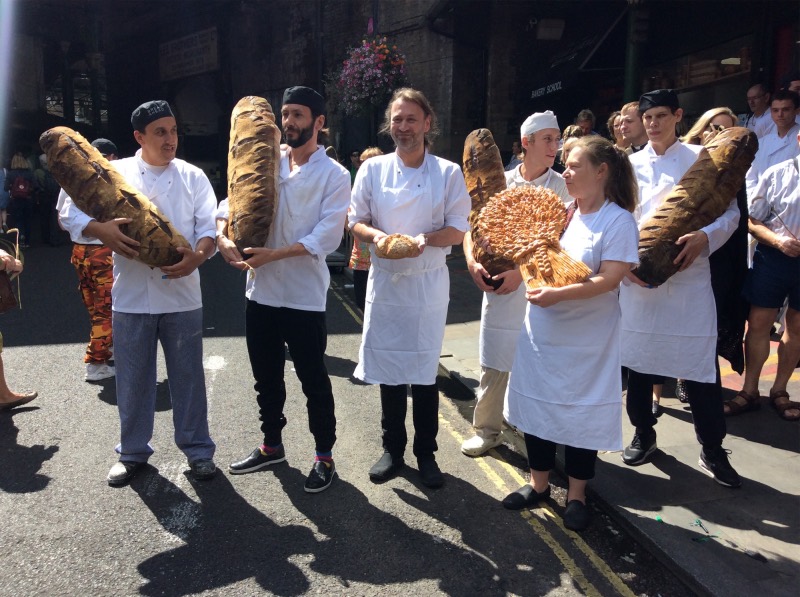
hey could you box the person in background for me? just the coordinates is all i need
[349,87,470,489]
[348,151,361,184]
[505,140,524,171]
[607,111,629,150]
[0,248,36,411]
[348,146,383,312]
[0,159,10,232]
[575,109,597,136]
[744,83,775,139]
[5,152,34,247]
[57,138,119,382]
[501,136,639,531]
[33,155,60,246]
[778,70,800,124]
[619,102,648,154]
[554,124,583,173]
[461,110,571,458]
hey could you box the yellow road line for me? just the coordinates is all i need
[333,280,635,596]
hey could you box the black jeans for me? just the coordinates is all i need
[380,383,439,461]
[524,433,598,481]
[352,268,368,312]
[245,301,336,452]
[626,366,725,448]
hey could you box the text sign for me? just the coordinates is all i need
[531,81,563,98]
[160,28,218,81]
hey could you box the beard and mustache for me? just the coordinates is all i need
[284,123,315,148]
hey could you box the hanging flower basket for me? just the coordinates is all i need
[331,36,408,116]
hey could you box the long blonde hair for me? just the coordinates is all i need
[681,107,738,145]
[10,153,29,170]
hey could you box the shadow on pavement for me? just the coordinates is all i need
[0,407,59,493]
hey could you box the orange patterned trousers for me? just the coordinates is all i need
[70,244,113,364]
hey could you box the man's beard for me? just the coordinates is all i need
[285,124,314,148]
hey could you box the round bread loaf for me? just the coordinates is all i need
[375,234,419,259]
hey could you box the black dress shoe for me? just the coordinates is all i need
[369,451,404,482]
[304,460,336,493]
[502,484,551,510]
[564,500,591,531]
[418,459,444,488]
[229,446,286,474]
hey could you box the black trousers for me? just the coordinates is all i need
[245,300,336,452]
[352,268,368,312]
[524,433,598,481]
[626,366,725,448]
[380,383,438,461]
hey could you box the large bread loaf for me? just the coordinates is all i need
[39,126,190,267]
[375,234,419,259]
[227,96,281,257]
[462,129,515,286]
[634,127,758,286]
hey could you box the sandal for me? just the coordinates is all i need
[724,390,760,416]
[770,390,800,422]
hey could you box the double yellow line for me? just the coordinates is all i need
[331,279,636,596]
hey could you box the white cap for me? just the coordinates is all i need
[520,111,559,138]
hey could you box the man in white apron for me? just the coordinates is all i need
[461,111,571,457]
[620,89,742,488]
[349,88,470,488]
[60,101,219,486]
[217,87,351,494]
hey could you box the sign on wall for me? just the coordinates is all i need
[159,28,219,82]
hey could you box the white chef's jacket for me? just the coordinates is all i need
[59,150,218,314]
[749,157,800,239]
[217,147,350,312]
[745,124,800,198]
[745,111,776,139]
[620,141,739,383]
[57,188,102,245]
[478,166,571,372]
[348,151,470,385]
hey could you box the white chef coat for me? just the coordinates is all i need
[745,124,800,199]
[620,141,740,383]
[217,147,350,312]
[745,111,776,139]
[349,151,470,385]
[504,200,639,451]
[59,149,218,314]
[57,188,101,244]
[479,167,571,371]
[749,157,800,239]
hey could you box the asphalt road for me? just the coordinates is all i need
[1,242,693,596]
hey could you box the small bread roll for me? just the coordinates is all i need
[375,234,419,259]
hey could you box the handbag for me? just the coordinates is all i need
[0,271,17,314]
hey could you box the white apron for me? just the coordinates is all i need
[505,201,638,452]
[355,160,449,385]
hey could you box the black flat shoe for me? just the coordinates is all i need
[502,484,551,510]
[369,451,404,482]
[564,499,591,531]
[418,459,444,488]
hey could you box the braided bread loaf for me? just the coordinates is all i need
[227,96,281,257]
[634,127,758,286]
[476,186,591,289]
[39,126,190,267]
[462,129,515,286]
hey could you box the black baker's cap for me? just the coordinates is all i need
[91,138,118,156]
[639,89,679,113]
[131,100,175,131]
[282,86,326,116]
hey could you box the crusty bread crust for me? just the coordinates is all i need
[375,234,419,259]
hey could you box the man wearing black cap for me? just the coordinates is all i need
[619,89,742,488]
[60,100,219,487]
[57,138,119,382]
[217,86,350,494]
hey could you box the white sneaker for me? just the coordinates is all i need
[461,435,501,457]
[85,363,115,382]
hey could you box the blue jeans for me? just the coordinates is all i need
[112,309,215,463]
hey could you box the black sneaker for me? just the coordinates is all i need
[369,451,405,482]
[563,500,591,531]
[229,446,286,474]
[418,459,444,488]
[304,460,336,493]
[699,447,742,488]
[622,431,657,466]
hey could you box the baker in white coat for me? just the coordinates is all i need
[349,88,470,488]
[460,111,571,457]
[619,89,742,489]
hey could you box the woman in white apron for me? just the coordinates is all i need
[501,137,639,532]
[348,89,471,488]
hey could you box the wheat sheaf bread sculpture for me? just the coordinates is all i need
[227,96,281,258]
[634,126,758,286]
[462,129,515,287]
[476,186,592,290]
[39,126,190,267]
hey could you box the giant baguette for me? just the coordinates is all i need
[39,126,190,267]
[227,96,281,258]
[462,129,515,286]
[634,127,758,286]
